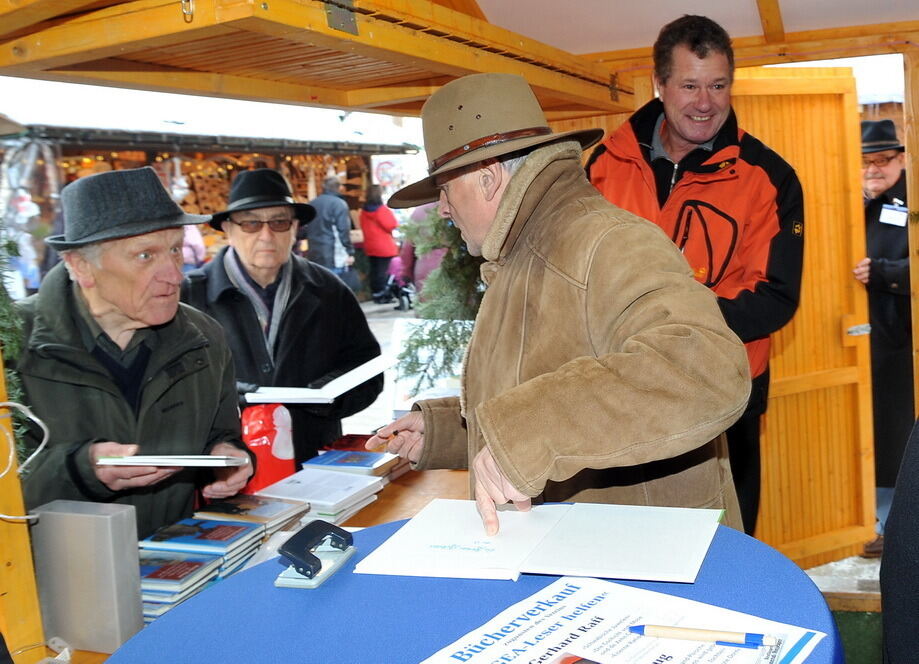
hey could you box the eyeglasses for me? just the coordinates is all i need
[229,218,295,233]
[862,154,898,168]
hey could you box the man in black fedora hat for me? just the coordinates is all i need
[11,166,254,537]
[854,119,911,558]
[367,73,750,535]
[182,168,382,464]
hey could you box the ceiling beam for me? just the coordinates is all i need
[235,0,628,112]
[756,0,785,43]
[345,83,444,109]
[588,20,919,74]
[0,0,100,39]
[36,57,355,109]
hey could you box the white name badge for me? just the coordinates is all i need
[879,204,908,227]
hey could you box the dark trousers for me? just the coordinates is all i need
[726,369,770,536]
[368,256,392,296]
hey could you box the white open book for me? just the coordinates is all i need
[96,455,249,467]
[244,355,393,404]
[354,499,723,583]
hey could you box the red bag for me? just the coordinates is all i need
[240,403,297,494]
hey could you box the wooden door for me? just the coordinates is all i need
[552,66,875,568]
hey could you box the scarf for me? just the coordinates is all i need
[223,247,293,368]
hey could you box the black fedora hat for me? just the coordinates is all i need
[210,168,316,231]
[861,119,904,154]
[46,167,210,251]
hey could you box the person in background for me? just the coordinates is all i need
[304,175,355,276]
[367,72,750,535]
[182,168,383,463]
[853,119,912,558]
[359,184,399,302]
[12,167,253,538]
[182,222,207,273]
[587,15,804,536]
[880,418,919,663]
[400,202,448,301]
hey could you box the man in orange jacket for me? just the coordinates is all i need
[588,15,804,535]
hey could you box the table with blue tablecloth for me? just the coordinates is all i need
[109,520,843,663]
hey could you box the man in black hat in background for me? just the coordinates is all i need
[182,168,383,464]
[12,167,253,538]
[854,119,912,558]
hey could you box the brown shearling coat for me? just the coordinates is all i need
[414,142,750,528]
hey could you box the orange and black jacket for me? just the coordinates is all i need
[587,99,804,379]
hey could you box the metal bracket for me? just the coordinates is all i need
[846,324,871,336]
[181,0,194,23]
[325,0,359,36]
[609,73,619,103]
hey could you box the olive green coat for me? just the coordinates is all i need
[415,142,750,527]
[12,263,246,537]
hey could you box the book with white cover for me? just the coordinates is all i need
[354,499,722,583]
[255,466,384,515]
[97,455,248,467]
[245,355,393,404]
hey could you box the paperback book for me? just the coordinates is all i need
[303,450,401,476]
[139,518,264,557]
[193,495,309,533]
[256,466,384,515]
[138,549,222,593]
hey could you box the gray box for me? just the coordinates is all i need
[30,500,143,653]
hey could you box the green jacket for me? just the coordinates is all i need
[12,263,246,538]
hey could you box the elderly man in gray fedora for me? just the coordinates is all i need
[11,166,253,538]
[367,73,750,535]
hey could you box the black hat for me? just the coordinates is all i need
[210,168,316,231]
[861,120,904,154]
[46,167,209,251]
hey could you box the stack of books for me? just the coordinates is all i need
[320,440,412,485]
[138,549,222,623]
[138,517,265,604]
[255,466,385,525]
[193,495,310,536]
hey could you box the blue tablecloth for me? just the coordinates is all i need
[110,521,843,663]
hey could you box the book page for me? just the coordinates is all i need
[353,499,570,581]
[521,503,722,583]
[246,355,393,404]
[422,576,825,664]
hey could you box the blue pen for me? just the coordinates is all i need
[629,624,778,648]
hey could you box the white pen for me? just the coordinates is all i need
[629,624,777,648]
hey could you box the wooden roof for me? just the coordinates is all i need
[1,0,918,121]
[0,0,629,119]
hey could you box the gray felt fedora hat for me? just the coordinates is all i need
[46,166,209,251]
[387,73,604,209]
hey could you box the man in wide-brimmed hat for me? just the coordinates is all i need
[11,166,254,537]
[368,72,750,535]
[182,168,382,464]
[853,119,911,558]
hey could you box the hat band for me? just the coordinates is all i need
[863,140,901,147]
[430,126,553,172]
[228,193,296,210]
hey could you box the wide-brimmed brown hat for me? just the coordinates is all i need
[388,73,604,209]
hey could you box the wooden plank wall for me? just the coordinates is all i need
[550,67,875,569]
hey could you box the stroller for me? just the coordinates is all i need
[373,274,415,311]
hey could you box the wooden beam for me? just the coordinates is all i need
[44,58,354,109]
[0,0,98,39]
[905,49,919,414]
[0,375,45,664]
[235,0,627,113]
[345,84,442,109]
[755,0,785,43]
[588,20,919,73]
